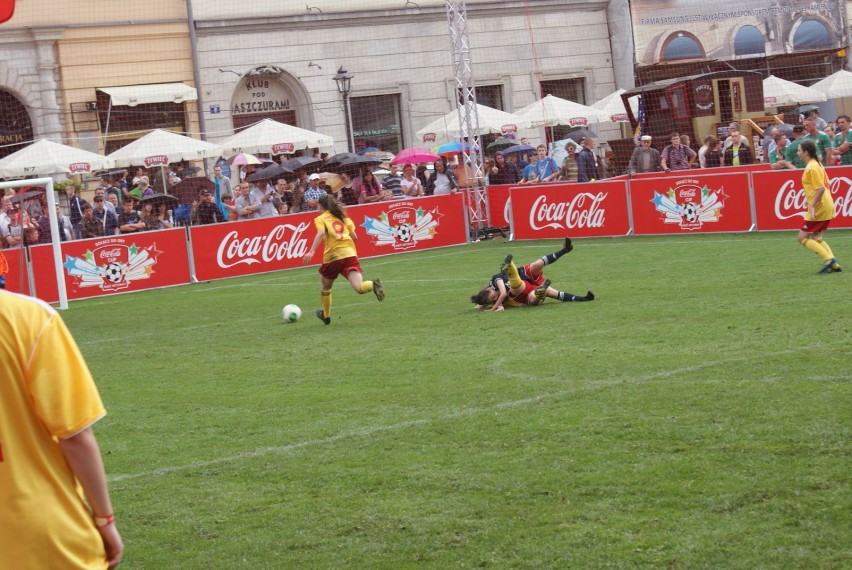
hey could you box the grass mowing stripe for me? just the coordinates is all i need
[107,339,846,484]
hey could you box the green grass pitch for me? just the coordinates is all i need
[62,231,850,569]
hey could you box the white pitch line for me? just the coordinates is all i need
[107,342,848,484]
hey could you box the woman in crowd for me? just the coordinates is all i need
[426,159,459,195]
[302,193,385,325]
[353,168,383,204]
[795,139,841,273]
[704,136,722,168]
[400,164,424,197]
[336,172,359,206]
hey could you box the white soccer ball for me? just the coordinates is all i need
[394,222,414,243]
[103,262,123,283]
[282,304,302,323]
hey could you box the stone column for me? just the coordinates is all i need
[607,0,635,91]
[31,28,64,141]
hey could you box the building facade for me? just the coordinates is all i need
[0,0,198,160]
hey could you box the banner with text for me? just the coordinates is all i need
[752,165,852,231]
[191,194,467,281]
[629,172,752,235]
[30,228,191,304]
[509,181,631,240]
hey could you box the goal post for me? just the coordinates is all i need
[0,177,68,310]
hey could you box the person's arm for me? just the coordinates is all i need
[58,427,124,569]
[687,148,697,168]
[491,280,508,312]
[809,184,826,220]
[660,148,669,171]
[303,229,325,264]
[544,159,559,182]
[627,148,638,173]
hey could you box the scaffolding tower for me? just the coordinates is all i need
[446,1,496,241]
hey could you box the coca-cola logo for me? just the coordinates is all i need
[271,143,295,154]
[69,162,91,173]
[144,155,169,167]
[775,176,852,220]
[610,113,628,122]
[501,124,518,134]
[529,193,607,230]
[765,96,777,104]
[422,133,436,143]
[678,188,697,200]
[216,222,310,269]
[97,247,123,262]
[569,117,589,127]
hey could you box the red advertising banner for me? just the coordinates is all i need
[752,165,852,231]
[0,247,28,294]
[486,184,512,228]
[30,228,191,303]
[629,172,752,235]
[191,194,468,281]
[509,181,630,240]
[628,163,770,179]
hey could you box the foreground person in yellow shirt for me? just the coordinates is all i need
[796,139,842,274]
[0,291,123,569]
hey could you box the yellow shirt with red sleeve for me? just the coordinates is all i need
[801,158,836,221]
[0,290,108,570]
[313,211,358,263]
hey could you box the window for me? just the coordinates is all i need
[456,85,506,147]
[351,94,404,153]
[734,26,765,58]
[540,78,586,143]
[661,32,705,61]
[0,90,33,160]
[95,91,188,154]
[792,20,832,51]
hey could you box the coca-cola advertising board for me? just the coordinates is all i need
[509,181,630,240]
[1,247,28,294]
[486,184,512,228]
[629,172,752,235]
[752,166,852,231]
[191,194,467,281]
[29,228,191,303]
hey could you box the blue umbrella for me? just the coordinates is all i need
[503,144,536,155]
[435,142,469,156]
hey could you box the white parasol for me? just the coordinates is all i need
[515,95,604,128]
[415,104,529,146]
[762,75,826,108]
[0,139,114,178]
[590,89,639,124]
[809,70,852,100]
[220,119,333,157]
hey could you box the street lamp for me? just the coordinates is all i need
[333,66,355,153]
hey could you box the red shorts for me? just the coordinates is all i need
[520,263,544,287]
[801,219,832,233]
[507,280,537,306]
[319,256,362,280]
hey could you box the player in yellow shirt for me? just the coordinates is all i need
[796,139,841,273]
[0,291,124,569]
[303,193,384,324]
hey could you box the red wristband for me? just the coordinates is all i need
[94,513,115,528]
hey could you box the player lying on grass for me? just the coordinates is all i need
[470,238,594,311]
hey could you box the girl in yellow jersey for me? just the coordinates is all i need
[303,193,384,324]
[796,139,842,273]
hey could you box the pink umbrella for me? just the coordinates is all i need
[391,147,441,165]
[227,153,263,166]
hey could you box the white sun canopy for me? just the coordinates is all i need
[97,83,198,107]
